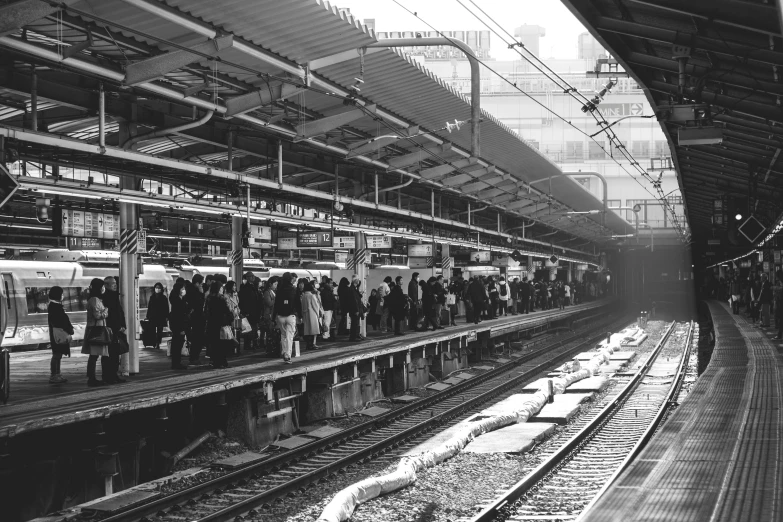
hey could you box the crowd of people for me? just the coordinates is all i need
[46,269,596,385]
[716,270,783,340]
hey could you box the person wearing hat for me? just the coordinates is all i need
[239,271,260,351]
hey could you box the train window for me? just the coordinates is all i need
[138,287,157,309]
[26,287,90,314]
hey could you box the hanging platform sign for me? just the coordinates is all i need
[471,251,491,263]
[334,236,356,249]
[250,225,271,241]
[277,237,297,250]
[366,236,392,249]
[408,244,433,257]
[297,230,332,247]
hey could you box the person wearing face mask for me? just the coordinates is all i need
[146,282,170,349]
[169,282,189,370]
[81,278,111,386]
[102,276,127,383]
[408,272,420,331]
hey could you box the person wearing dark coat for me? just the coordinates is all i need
[468,277,487,324]
[47,286,73,384]
[169,282,189,369]
[101,276,127,383]
[203,281,233,368]
[407,272,421,331]
[239,272,261,351]
[518,277,531,314]
[319,279,336,342]
[388,276,407,335]
[338,277,360,341]
[146,282,169,349]
[186,276,205,364]
[419,280,440,331]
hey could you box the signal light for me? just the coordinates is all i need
[735,213,743,221]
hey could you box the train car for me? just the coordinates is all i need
[0,259,174,351]
[174,263,331,284]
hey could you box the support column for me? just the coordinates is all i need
[567,261,572,283]
[354,231,368,337]
[231,215,243,284]
[442,244,451,281]
[277,141,283,185]
[30,64,37,131]
[120,176,139,375]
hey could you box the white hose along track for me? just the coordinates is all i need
[315,329,643,522]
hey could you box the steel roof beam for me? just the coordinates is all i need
[346,125,419,157]
[650,81,780,123]
[124,35,234,86]
[419,157,478,180]
[594,17,783,68]
[462,176,504,194]
[294,104,376,140]
[439,173,474,187]
[386,143,452,169]
[505,199,539,211]
[225,81,306,117]
[0,0,81,36]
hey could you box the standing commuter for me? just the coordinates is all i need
[434,275,447,327]
[468,276,486,324]
[168,281,189,369]
[420,279,440,330]
[223,281,241,354]
[351,276,366,340]
[261,277,278,352]
[558,282,566,310]
[487,277,499,319]
[408,272,421,331]
[146,282,169,350]
[773,272,783,340]
[47,286,73,384]
[509,278,519,315]
[564,282,571,306]
[203,281,232,368]
[518,277,531,314]
[377,277,391,333]
[82,278,111,387]
[239,272,260,351]
[300,283,324,350]
[275,274,299,361]
[389,276,407,335]
[102,276,127,383]
[337,278,356,340]
[729,276,742,314]
[498,277,509,316]
[319,277,335,342]
[187,275,205,364]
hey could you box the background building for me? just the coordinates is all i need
[387,26,685,238]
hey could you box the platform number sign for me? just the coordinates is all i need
[297,231,332,247]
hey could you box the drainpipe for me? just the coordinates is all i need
[452,204,488,220]
[362,176,414,200]
[123,108,213,149]
[528,171,608,226]
[30,64,37,131]
[365,37,481,156]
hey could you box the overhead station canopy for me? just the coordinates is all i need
[562,0,782,240]
[0,0,634,251]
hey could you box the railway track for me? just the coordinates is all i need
[98,313,629,522]
[465,320,694,522]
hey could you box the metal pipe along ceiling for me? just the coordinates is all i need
[122,108,214,149]
[365,37,481,156]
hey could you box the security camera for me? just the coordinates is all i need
[35,198,50,223]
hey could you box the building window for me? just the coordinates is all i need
[588,141,605,160]
[565,141,584,161]
[631,141,650,158]
[654,140,669,157]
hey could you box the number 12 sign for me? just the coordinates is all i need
[297,231,332,247]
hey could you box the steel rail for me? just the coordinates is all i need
[192,319,628,522]
[574,320,695,522]
[100,312,623,522]
[467,320,679,522]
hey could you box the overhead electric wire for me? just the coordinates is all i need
[452,0,689,242]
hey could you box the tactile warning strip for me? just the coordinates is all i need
[581,302,782,522]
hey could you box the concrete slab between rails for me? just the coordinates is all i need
[529,393,594,424]
[522,375,609,394]
[464,422,557,453]
[0,300,613,439]
[575,350,636,361]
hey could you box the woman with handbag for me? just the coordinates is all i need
[223,281,241,355]
[102,276,127,384]
[47,286,74,384]
[82,278,112,387]
[203,281,233,368]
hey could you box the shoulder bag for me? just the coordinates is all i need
[52,327,72,345]
[85,316,113,347]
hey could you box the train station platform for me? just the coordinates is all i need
[581,301,783,522]
[0,300,613,440]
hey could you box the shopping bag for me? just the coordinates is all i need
[219,325,235,340]
[240,317,252,334]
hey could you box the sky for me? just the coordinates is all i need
[331,0,589,60]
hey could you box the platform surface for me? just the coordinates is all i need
[581,302,783,522]
[0,300,610,439]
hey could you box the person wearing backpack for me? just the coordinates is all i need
[274,274,299,363]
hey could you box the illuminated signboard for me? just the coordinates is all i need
[297,230,333,247]
[408,244,433,257]
[58,209,120,240]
